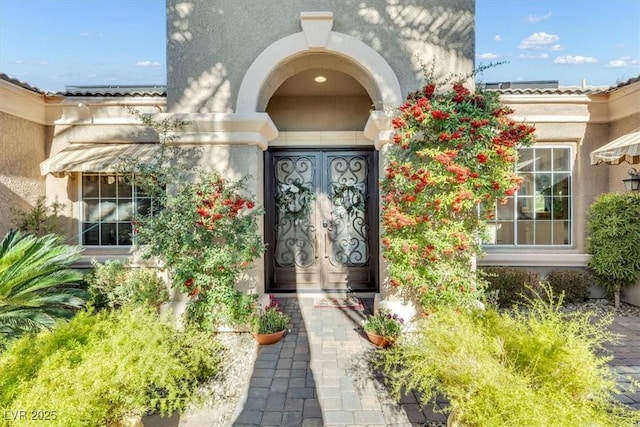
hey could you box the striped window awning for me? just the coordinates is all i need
[40,143,160,176]
[590,129,640,165]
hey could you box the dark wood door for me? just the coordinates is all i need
[265,148,378,292]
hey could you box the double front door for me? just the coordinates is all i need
[265,148,378,292]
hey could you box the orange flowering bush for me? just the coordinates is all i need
[381,80,535,312]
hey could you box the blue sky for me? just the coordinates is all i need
[0,0,638,92]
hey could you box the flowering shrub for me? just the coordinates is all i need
[134,171,265,329]
[117,109,265,330]
[363,309,404,339]
[251,295,290,334]
[381,79,535,313]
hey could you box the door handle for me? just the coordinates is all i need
[324,233,329,259]
[322,220,328,228]
[314,234,318,259]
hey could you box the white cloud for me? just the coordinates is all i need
[549,44,563,51]
[526,11,552,24]
[607,57,640,68]
[15,59,49,66]
[494,34,502,42]
[553,56,599,64]
[79,32,103,39]
[477,52,499,60]
[607,59,627,68]
[518,53,548,60]
[136,61,161,67]
[518,32,560,49]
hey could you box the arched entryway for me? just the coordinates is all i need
[235,12,400,293]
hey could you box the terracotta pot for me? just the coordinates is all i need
[365,331,394,348]
[253,329,285,345]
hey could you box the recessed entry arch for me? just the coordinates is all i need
[235,13,402,114]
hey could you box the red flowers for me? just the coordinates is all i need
[431,110,450,120]
[380,77,535,311]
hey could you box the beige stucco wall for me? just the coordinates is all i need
[166,0,475,114]
[267,95,371,131]
[0,111,47,235]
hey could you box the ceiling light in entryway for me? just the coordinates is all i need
[314,75,327,83]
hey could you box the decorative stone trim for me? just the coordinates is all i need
[300,12,333,48]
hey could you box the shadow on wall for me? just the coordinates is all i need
[0,181,46,237]
[166,0,475,114]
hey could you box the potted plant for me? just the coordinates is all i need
[251,296,290,345]
[362,309,404,347]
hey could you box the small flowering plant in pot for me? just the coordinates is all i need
[251,296,290,345]
[363,309,404,347]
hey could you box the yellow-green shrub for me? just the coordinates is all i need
[0,307,222,427]
[378,290,639,426]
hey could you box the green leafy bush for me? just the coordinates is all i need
[0,307,223,426]
[545,269,592,303]
[86,259,169,310]
[378,287,639,426]
[117,109,266,330]
[11,196,65,237]
[480,267,540,307]
[587,192,640,306]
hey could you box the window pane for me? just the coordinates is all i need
[554,221,570,244]
[552,196,570,219]
[517,221,534,245]
[496,198,514,220]
[552,174,570,195]
[517,196,535,219]
[84,200,101,221]
[553,148,570,171]
[519,149,534,171]
[117,177,132,197]
[100,200,117,221]
[118,201,134,221]
[494,222,514,244]
[534,221,552,245]
[101,175,117,197]
[83,223,100,245]
[535,173,552,195]
[101,223,118,245]
[118,223,133,245]
[82,175,100,197]
[535,149,552,171]
[519,173,534,195]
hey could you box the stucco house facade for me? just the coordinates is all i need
[1,1,639,311]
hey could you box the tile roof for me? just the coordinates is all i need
[0,72,47,94]
[61,85,167,97]
[0,73,166,97]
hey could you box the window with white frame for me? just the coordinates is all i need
[484,146,572,246]
[81,173,155,246]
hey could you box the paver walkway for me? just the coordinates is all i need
[232,296,640,427]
